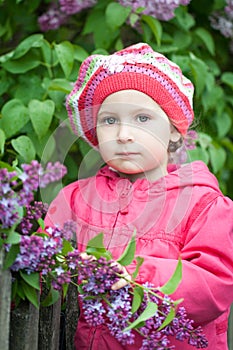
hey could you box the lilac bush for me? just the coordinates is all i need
[38,0,192,31]
[0,160,66,229]
[118,0,191,21]
[210,0,233,50]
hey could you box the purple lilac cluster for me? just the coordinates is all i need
[210,0,233,50]
[11,226,63,274]
[0,160,66,229]
[62,254,208,349]
[0,168,19,229]
[38,3,69,31]
[118,0,191,21]
[137,286,208,349]
[59,0,97,15]
[38,0,97,31]
[38,0,191,31]
[173,130,198,164]
[19,201,48,235]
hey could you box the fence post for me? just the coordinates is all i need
[0,249,11,350]
[38,290,61,350]
[65,281,79,350]
[10,298,40,350]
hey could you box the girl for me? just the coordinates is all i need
[44,43,233,349]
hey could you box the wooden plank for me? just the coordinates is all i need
[10,299,39,350]
[0,249,11,350]
[65,281,79,350]
[38,291,61,350]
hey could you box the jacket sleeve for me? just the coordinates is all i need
[42,182,78,229]
[134,195,233,325]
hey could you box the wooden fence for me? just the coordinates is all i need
[1,248,233,349]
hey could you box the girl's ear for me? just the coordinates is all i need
[170,124,181,143]
[168,125,183,153]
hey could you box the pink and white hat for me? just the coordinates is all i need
[66,43,194,148]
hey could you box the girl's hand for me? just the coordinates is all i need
[80,253,131,290]
[111,262,131,290]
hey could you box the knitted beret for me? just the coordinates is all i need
[66,43,194,148]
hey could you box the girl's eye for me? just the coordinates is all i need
[104,117,117,125]
[137,115,150,122]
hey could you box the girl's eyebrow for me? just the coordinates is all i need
[98,107,155,116]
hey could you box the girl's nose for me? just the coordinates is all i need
[117,124,134,143]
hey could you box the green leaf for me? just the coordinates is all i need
[158,307,176,330]
[173,30,192,50]
[55,41,74,79]
[0,128,5,154]
[12,34,44,59]
[11,135,36,162]
[41,39,52,65]
[209,144,227,173]
[173,6,195,31]
[37,218,45,230]
[105,2,131,30]
[189,53,209,96]
[131,286,144,314]
[62,240,74,255]
[215,112,232,138]
[117,229,136,266]
[86,233,112,260]
[49,78,73,94]
[221,72,233,89]
[1,99,29,138]
[73,44,89,62]
[21,280,39,308]
[159,258,182,295]
[1,52,40,73]
[20,271,40,290]
[132,256,144,280]
[41,287,60,307]
[195,27,215,55]
[123,301,158,331]
[5,231,21,244]
[141,15,162,46]
[197,132,212,149]
[187,147,209,164]
[29,99,55,138]
[3,244,20,269]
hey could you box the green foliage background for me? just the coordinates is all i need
[0,0,233,199]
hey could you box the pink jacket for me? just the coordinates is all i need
[45,161,233,350]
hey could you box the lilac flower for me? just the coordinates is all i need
[210,0,233,44]
[75,257,208,348]
[59,0,97,15]
[11,235,44,273]
[225,0,233,20]
[107,286,135,345]
[118,0,192,21]
[19,201,48,235]
[38,3,68,32]
[0,169,20,228]
[60,219,77,240]
[52,269,71,290]
[39,161,67,188]
[11,226,64,274]
[82,298,106,326]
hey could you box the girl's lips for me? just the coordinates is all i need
[116,152,140,158]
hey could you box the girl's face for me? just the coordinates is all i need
[96,90,180,182]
